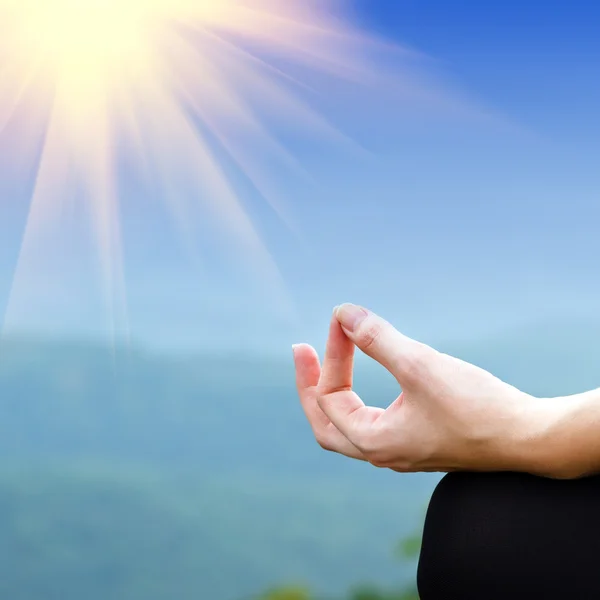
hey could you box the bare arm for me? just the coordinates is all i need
[530,389,600,480]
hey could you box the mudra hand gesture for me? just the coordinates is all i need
[293,304,561,477]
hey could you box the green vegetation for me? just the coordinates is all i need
[256,583,419,600]
[253,514,423,600]
[255,551,420,599]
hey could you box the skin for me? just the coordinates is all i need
[293,303,600,480]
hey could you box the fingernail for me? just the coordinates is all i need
[292,344,300,361]
[335,303,369,332]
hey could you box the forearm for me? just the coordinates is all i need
[524,389,600,480]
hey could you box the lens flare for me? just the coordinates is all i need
[0,0,390,340]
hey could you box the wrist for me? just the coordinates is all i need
[492,393,559,477]
[473,392,557,476]
[514,392,599,480]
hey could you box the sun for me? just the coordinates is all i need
[0,0,375,338]
[5,0,237,104]
[9,0,152,95]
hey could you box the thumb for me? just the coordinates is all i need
[334,303,430,387]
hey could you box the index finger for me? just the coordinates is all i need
[316,311,375,442]
[318,309,355,394]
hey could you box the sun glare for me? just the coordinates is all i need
[0,0,376,338]
[11,0,151,93]
[6,1,238,102]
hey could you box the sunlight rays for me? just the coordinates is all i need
[0,0,429,341]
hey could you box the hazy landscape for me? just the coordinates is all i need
[1,317,599,599]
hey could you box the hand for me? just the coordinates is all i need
[293,304,551,474]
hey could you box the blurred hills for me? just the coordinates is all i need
[0,316,598,599]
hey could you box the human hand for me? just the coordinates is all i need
[293,304,551,474]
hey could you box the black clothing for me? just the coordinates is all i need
[417,471,600,599]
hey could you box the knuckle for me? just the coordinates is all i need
[355,319,382,351]
[355,423,392,463]
[397,458,416,471]
[391,462,416,473]
[367,450,390,468]
[314,431,334,452]
[354,431,379,456]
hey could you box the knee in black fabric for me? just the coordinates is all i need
[417,471,600,600]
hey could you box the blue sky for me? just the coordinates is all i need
[1,0,599,356]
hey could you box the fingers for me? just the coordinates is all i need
[292,342,366,460]
[293,343,328,430]
[317,388,385,453]
[314,313,386,451]
[319,311,355,393]
[333,304,432,388]
[294,306,407,463]
[315,313,369,435]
